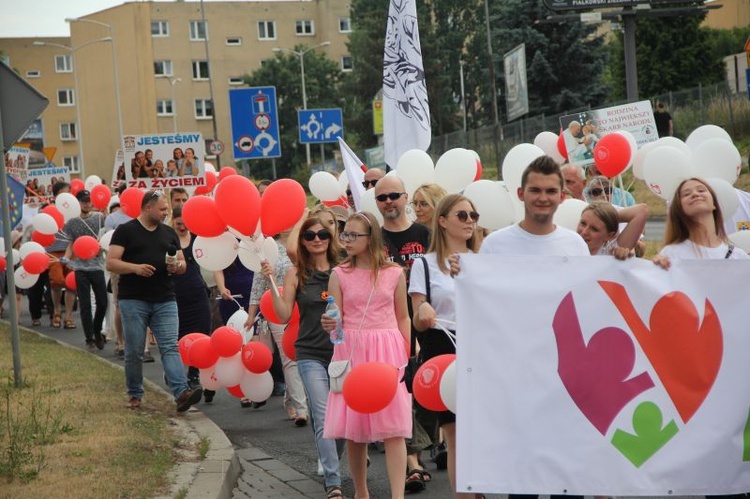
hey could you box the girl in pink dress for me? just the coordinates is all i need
[322,211,412,499]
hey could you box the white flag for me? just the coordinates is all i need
[383,0,431,168]
[337,137,366,212]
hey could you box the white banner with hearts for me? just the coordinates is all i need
[455,254,750,496]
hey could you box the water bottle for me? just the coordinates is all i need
[325,296,345,344]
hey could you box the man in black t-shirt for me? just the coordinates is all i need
[107,190,202,412]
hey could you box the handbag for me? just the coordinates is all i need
[327,282,376,393]
[403,257,430,393]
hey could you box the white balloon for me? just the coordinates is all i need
[686,124,732,151]
[434,148,476,194]
[613,130,638,169]
[359,189,384,226]
[214,353,245,387]
[553,198,589,232]
[192,233,239,271]
[11,249,20,264]
[632,141,657,180]
[309,171,342,202]
[692,138,741,185]
[396,149,435,197]
[237,239,262,272]
[728,231,750,254]
[84,175,102,191]
[227,309,251,342]
[463,180,515,231]
[502,144,545,193]
[705,178,739,219]
[533,131,565,165]
[642,146,695,201]
[14,266,39,289]
[32,213,58,235]
[99,230,114,252]
[654,136,692,157]
[439,360,456,414]
[199,367,222,391]
[261,237,279,268]
[239,371,274,403]
[55,192,81,221]
[338,171,350,192]
[19,241,45,260]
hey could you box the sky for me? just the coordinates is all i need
[0,0,269,38]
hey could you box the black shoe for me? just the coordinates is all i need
[143,351,155,363]
[251,401,266,409]
[431,442,448,470]
[203,390,215,403]
[176,387,203,412]
[94,333,105,351]
[86,342,96,353]
[188,377,200,389]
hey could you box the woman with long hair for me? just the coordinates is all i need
[411,183,447,227]
[261,217,344,498]
[321,211,412,499]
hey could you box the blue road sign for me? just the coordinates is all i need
[229,86,281,159]
[298,108,344,144]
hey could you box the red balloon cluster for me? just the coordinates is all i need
[0,256,6,273]
[182,196,226,237]
[413,354,455,412]
[241,342,273,373]
[342,362,399,414]
[41,205,64,230]
[214,175,261,236]
[219,166,238,181]
[211,326,244,357]
[593,133,632,178]
[260,179,307,237]
[22,252,50,274]
[194,170,218,195]
[557,130,568,160]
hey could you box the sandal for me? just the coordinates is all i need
[421,469,432,482]
[51,314,61,328]
[405,469,426,493]
[325,485,343,498]
[64,319,76,329]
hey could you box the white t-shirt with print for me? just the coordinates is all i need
[480,224,589,257]
[408,253,460,324]
[659,239,749,261]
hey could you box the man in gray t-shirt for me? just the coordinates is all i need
[63,190,108,351]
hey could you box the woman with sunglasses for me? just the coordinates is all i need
[409,195,483,499]
[321,211,412,499]
[412,183,447,227]
[287,204,342,265]
[261,217,344,499]
[577,202,649,258]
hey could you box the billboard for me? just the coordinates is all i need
[504,44,529,122]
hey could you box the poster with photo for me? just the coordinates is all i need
[121,132,206,190]
[25,164,70,204]
[4,146,30,182]
[111,149,125,190]
[559,100,658,168]
[504,43,529,122]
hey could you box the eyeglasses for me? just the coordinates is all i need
[302,229,332,242]
[590,187,613,197]
[362,179,379,189]
[451,210,480,223]
[339,231,370,242]
[144,190,165,204]
[375,192,406,203]
[411,201,430,209]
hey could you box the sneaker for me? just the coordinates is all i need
[316,459,324,476]
[203,390,215,403]
[176,387,203,412]
[143,350,155,363]
[126,397,141,409]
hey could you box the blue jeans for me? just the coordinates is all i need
[297,359,345,489]
[119,299,189,400]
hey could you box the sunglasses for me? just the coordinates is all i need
[375,192,405,202]
[143,189,165,204]
[590,187,613,197]
[362,179,379,188]
[339,231,370,242]
[451,210,480,223]
[302,229,331,242]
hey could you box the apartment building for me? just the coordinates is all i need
[0,0,352,181]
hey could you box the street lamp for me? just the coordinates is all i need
[65,18,124,146]
[156,75,182,132]
[34,37,112,178]
[272,41,330,166]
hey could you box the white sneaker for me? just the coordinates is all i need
[317,459,324,476]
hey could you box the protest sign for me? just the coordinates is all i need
[121,133,206,190]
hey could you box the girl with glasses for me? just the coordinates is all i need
[321,211,412,499]
[412,183,447,227]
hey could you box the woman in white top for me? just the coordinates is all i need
[654,177,749,269]
[577,202,649,259]
[409,194,483,499]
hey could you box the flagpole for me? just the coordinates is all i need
[0,101,23,387]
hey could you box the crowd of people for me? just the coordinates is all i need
[4,152,747,499]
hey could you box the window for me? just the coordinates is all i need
[192,60,209,80]
[151,20,169,37]
[226,37,242,46]
[341,55,353,72]
[57,89,75,106]
[60,122,77,141]
[189,20,207,41]
[296,20,314,36]
[154,60,173,76]
[194,99,213,119]
[55,55,72,73]
[26,70,40,78]
[228,77,244,86]
[63,156,80,173]
[339,17,352,33]
[257,21,276,40]
[156,99,173,116]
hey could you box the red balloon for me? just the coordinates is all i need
[211,326,244,357]
[41,205,64,230]
[226,384,245,398]
[322,196,348,208]
[342,362,399,414]
[70,178,85,196]
[0,256,6,273]
[218,166,238,181]
[188,336,220,369]
[593,133,632,178]
[259,288,284,324]
[557,130,568,160]
[31,231,56,247]
[194,170,218,195]
[90,184,112,210]
[120,188,145,218]
[214,175,261,236]
[72,235,100,260]
[178,332,208,365]
[182,196,227,237]
[22,252,49,274]
[65,272,77,291]
[260,179,306,237]
[474,159,483,181]
[282,323,298,361]
[413,354,455,412]
[241,342,273,373]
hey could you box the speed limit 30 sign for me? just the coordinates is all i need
[208,140,225,156]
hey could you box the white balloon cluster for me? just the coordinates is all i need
[192,224,280,274]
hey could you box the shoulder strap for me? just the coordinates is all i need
[421,256,431,304]
[725,243,735,259]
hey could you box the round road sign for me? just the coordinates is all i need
[209,140,225,155]
[236,136,254,153]
[254,113,271,131]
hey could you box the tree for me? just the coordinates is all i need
[242,47,343,180]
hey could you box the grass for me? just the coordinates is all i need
[0,325,192,498]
